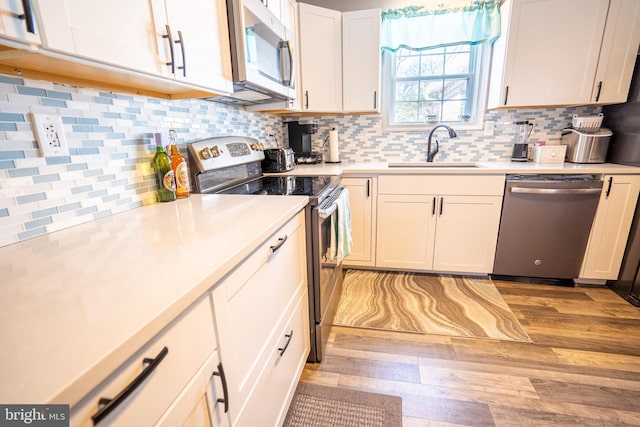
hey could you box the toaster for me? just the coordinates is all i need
[562,128,612,163]
[261,148,295,172]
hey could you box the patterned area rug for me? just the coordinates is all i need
[283,382,402,427]
[334,270,531,342]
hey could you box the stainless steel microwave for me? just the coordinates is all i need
[225,0,296,104]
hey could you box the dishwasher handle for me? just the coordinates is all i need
[510,187,602,195]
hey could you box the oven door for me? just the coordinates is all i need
[311,187,345,361]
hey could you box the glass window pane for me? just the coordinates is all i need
[420,53,444,76]
[444,52,470,74]
[395,81,419,101]
[394,102,419,122]
[443,79,468,100]
[441,100,465,121]
[396,55,420,77]
[419,81,443,101]
[421,102,441,122]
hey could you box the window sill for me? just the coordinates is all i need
[382,119,485,133]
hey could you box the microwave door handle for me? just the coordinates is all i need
[287,41,293,88]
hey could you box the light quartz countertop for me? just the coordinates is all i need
[0,194,308,407]
[274,161,640,176]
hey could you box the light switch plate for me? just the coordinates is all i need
[32,113,69,156]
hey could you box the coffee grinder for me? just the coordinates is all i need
[511,120,534,162]
[286,120,322,164]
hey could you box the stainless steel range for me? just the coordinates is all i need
[187,135,345,362]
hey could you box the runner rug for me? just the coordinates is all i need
[333,270,531,342]
[283,382,402,427]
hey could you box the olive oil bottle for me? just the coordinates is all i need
[151,133,176,202]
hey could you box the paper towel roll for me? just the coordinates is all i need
[327,128,340,163]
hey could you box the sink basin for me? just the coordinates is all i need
[388,162,478,168]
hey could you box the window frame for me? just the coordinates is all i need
[382,42,492,132]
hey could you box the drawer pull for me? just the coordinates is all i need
[270,235,288,254]
[212,362,229,413]
[278,330,294,357]
[163,25,176,74]
[91,346,169,425]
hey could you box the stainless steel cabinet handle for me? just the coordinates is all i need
[503,86,509,105]
[163,25,176,74]
[510,187,602,195]
[91,347,169,425]
[212,362,229,413]
[373,91,377,109]
[175,30,186,77]
[366,179,371,198]
[270,235,288,254]
[18,0,36,34]
[432,197,436,215]
[439,197,444,216]
[305,90,309,109]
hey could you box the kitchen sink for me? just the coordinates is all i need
[387,162,479,168]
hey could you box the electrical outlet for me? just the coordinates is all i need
[32,113,69,156]
[484,120,495,136]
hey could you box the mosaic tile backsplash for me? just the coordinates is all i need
[0,73,601,246]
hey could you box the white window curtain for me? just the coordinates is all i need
[381,0,501,52]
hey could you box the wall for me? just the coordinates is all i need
[298,105,601,163]
[0,75,282,247]
[0,73,601,247]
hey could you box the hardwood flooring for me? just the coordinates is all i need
[300,278,640,426]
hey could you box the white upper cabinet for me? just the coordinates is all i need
[591,0,640,104]
[153,0,233,93]
[298,2,342,112]
[488,0,640,108]
[342,9,381,113]
[0,0,41,45]
[34,0,163,76]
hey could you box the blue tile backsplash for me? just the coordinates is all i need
[0,74,601,246]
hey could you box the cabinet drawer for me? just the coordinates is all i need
[70,295,216,427]
[234,289,310,427]
[211,210,307,422]
[378,174,505,196]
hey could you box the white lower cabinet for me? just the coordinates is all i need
[70,295,218,427]
[375,175,504,274]
[210,210,309,427]
[343,177,376,266]
[580,174,640,280]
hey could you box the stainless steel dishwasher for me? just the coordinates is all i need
[493,174,603,280]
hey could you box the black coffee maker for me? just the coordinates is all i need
[286,121,322,164]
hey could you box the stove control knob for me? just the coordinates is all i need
[210,145,222,157]
[200,147,212,160]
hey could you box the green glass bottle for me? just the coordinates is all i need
[151,133,176,202]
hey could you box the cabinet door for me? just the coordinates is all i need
[490,0,609,107]
[343,177,376,266]
[34,0,163,76]
[298,3,342,112]
[262,0,282,22]
[157,0,233,92]
[376,194,436,270]
[0,0,41,44]
[432,195,502,274]
[342,9,381,113]
[580,175,640,280]
[591,0,640,104]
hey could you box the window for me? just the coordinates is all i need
[384,43,489,129]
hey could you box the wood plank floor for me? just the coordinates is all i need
[300,278,640,426]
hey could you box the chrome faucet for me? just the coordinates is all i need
[427,124,458,162]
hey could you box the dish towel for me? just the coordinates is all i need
[335,187,353,262]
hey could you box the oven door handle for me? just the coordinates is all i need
[318,203,338,219]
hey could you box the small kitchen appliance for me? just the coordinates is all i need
[261,147,295,172]
[286,120,323,164]
[511,120,533,162]
[562,127,612,163]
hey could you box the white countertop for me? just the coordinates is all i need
[0,194,308,406]
[273,161,640,176]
